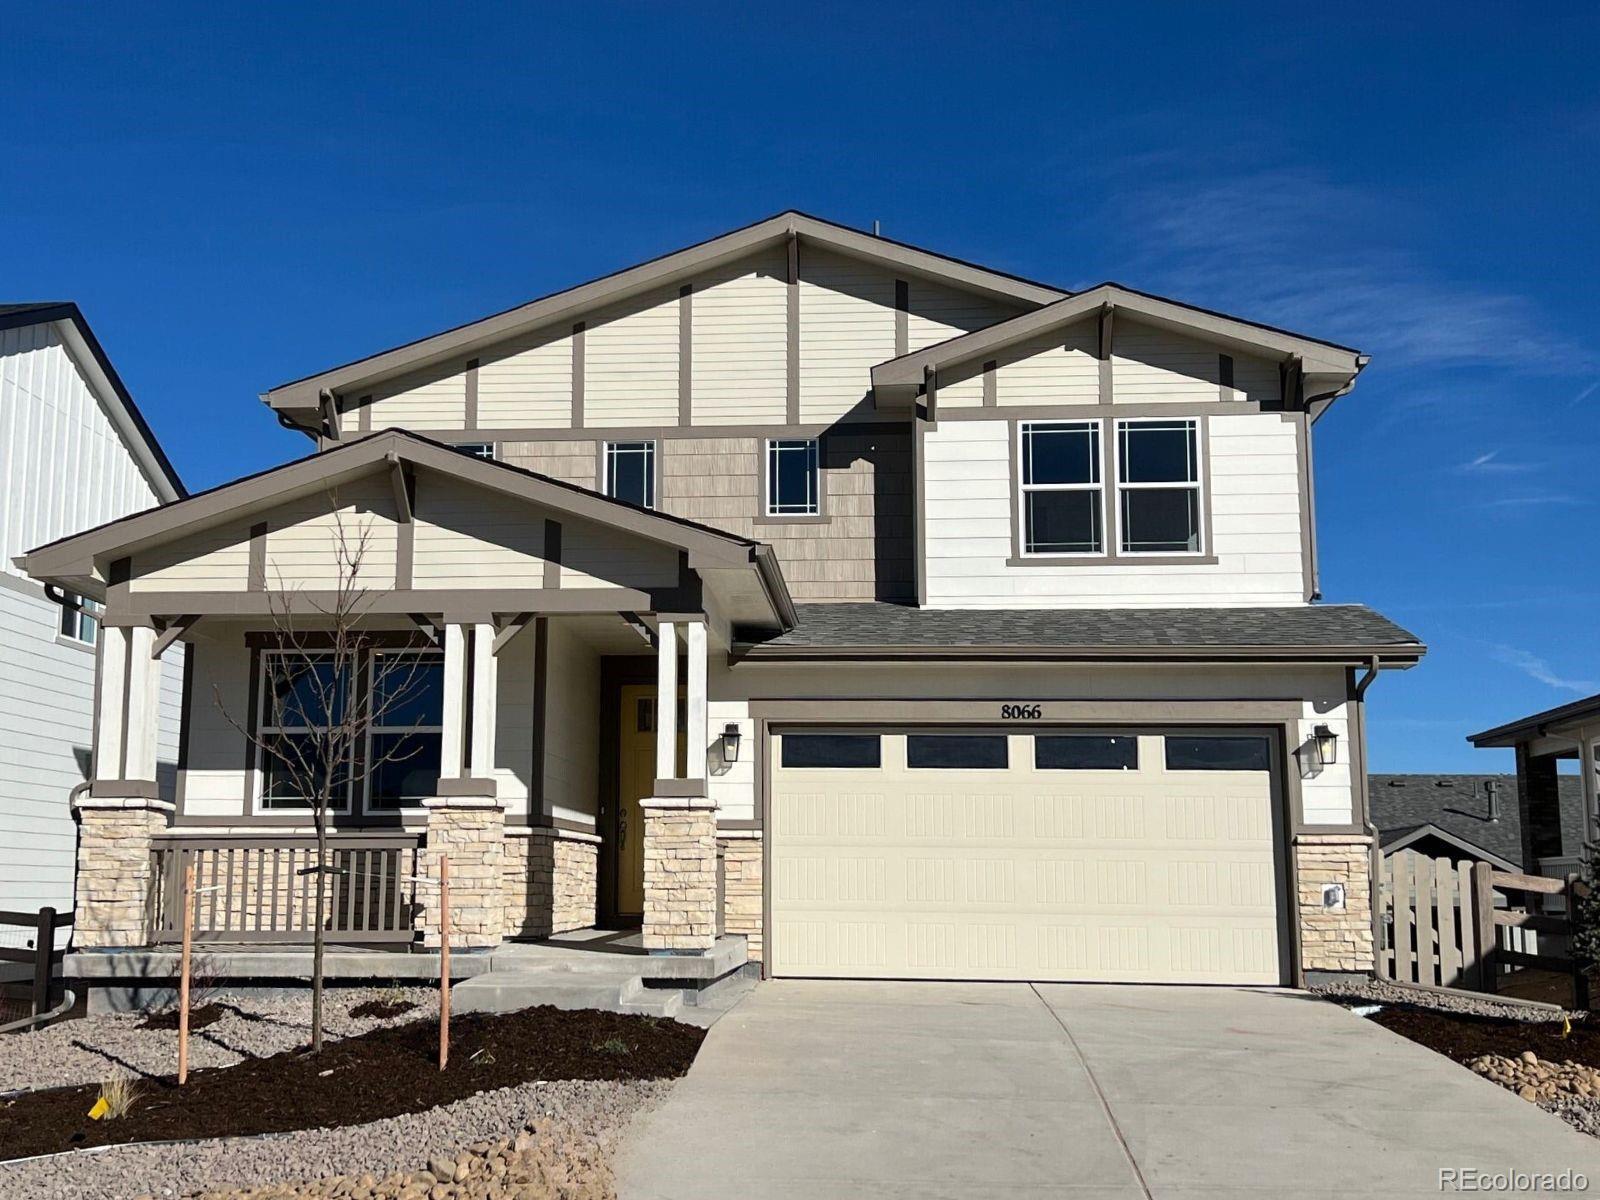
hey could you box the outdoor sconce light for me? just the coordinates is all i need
[720,723,742,765]
[1313,724,1338,767]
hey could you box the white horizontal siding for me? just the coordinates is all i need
[907,278,1017,409]
[922,414,1305,607]
[691,248,788,425]
[585,289,679,428]
[994,320,1099,406]
[1113,318,1279,406]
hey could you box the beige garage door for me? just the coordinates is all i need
[769,729,1286,984]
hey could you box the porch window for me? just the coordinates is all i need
[366,649,445,809]
[1019,422,1102,555]
[765,438,820,517]
[258,652,353,811]
[1115,419,1203,554]
[604,441,657,510]
[453,442,495,460]
[58,591,103,646]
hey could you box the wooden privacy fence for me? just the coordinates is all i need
[0,907,74,1027]
[148,835,421,945]
[1378,850,1590,1005]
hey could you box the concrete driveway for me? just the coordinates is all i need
[617,981,1600,1199]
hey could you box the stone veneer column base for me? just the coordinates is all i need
[502,827,599,937]
[1295,833,1375,976]
[641,798,717,953]
[419,797,505,949]
[718,833,763,962]
[73,796,173,948]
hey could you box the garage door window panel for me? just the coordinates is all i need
[906,734,1009,770]
[1165,735,1272,772]
[781,734,881,769]
[1035,734,1139,771]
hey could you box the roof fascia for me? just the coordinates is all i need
[262,212,1067,416]
[871,284,1363,395]
[1468,693,1600,747]
[730,642,1424,666]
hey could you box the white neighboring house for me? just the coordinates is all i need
[0,303,185,944]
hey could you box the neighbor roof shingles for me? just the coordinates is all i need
[1368,773,1586,868]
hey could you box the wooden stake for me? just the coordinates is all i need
[178,861,196,1086]
[439,853,451,1071]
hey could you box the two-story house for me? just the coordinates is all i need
[1,303,185,942]
[21,213,1423,988]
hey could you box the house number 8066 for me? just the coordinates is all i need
[1000,704,1042,720]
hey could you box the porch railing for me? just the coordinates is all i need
[149,834,421,945]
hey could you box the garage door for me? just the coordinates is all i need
[769,729,1286,984]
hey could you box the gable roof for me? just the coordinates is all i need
[1368,773,1587,869]
[1469,692,1600,748]
[869,283,1367,415]
[17,428,794,625]
[735,601,1424,666]
[261,211,1069,425]
[1376,824,1519,872]
[1,302,186,500]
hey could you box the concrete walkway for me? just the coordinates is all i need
[617,981,1600,1199]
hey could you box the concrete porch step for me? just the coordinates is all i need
[451,966,682,1019]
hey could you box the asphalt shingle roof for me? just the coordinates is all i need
[744,602,1421,653]
[1368,774,1585,869]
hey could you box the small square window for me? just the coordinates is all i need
[604,441,657,509]
[766,439,820,517]
[906,734,1009,770]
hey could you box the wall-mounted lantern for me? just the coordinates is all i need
[719,723,743,765]
[1313,724,1338,767]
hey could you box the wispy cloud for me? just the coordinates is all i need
[1572,380,1600,406]
[1477,493,1587,509]
[1457,450,1539,474]
[1101,166,1596,376]
[1490,644,1598,694]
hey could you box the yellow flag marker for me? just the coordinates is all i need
[87,1097,110,1121]
[1564,1015,1573,1039]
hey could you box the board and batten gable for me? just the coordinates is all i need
[0,317,181,930]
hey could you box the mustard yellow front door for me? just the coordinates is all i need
[615,685,685,917]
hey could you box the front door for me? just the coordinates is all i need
[615,685,686,918]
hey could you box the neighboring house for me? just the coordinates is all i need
[0,303,185,941]
[21,212,1426,988]
[1470,695,1600,875]
[1368,773,1586,872]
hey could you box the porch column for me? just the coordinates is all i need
[642,615,717,953]
[79,620,171,948]
[421,619,504,949]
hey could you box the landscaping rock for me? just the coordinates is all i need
[1311,976,1573,1022]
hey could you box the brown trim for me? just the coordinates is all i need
[652,777,708,798]
[785,233,800,425]
[571,322,585,428]
[1218,352,1234,400]
[678,283,692,426]
[89,779,163,799]
[913,416,928,606]
[894,278,909,357]
[1096,304,1114,405]
[747,698,1309,722]
[114,587,654,621]
[734,645,1423,666]
[716,817,762,832]
[373,418,906,444]
[436,777,497,798]
[1298,412,1321,601]
[531,616,548,817]
[356,397,371,433]
[464,358,480,430]
[460,624,476,775]
[938,401,1263,422]
[542,519,562,590]
[247,523,267,591]
[982,360,997,407]
[395,467,415,590]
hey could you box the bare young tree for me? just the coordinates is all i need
[215,493,434,1051]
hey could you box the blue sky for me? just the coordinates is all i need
[3,4,1595,772]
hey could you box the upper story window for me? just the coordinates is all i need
[604,441,657,510]
[1116,419,1203,555]
[765,438,820,517]
[58,592,103,647]
[453,442,495,460]
[1019,421,1103,556]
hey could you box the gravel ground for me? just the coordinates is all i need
[0,1077,669,1200]
[1310,975,1576,1021]
[0,987,439,1095]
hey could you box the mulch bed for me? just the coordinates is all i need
[347,998,417,1020]
[139,1003,226,1032]
[2,1005,703,1161]
[1373,1006,1600,1070]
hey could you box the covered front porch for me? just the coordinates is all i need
[18,430,792,977]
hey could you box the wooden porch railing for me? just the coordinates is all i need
[1378,850,1591,1006]
[149,834,421,945]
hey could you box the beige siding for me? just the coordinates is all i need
[907,278,1019,409]
[584,289,679,428]
[542,619,600,826]
[132,515,256,592]
[559,518,680,591]
[179,636,251,817]
[798,246,895,422]
[489,629,536,814]
[690,247,788,425]
[262,477,399,590]
[501,439,597,487]
[922,414,1304,607]
[413,474,547,588]
[362,369,467,430]
[478,328,574,428]
[994,320,1099,406]
[1114,318,1279,405]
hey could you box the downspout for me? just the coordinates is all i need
[66,780,92,953]
[1352,656,1383,979]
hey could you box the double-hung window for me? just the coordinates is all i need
[259,653,353,811]
[1019,421,1103,555]
[1115,419,1203,555]
[366,649,445,810]
[765,438,820,517]
[58,591,103,646]
[604,441,657,509]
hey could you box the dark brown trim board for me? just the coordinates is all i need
[572,322,586,428]
[786,234,800,425]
